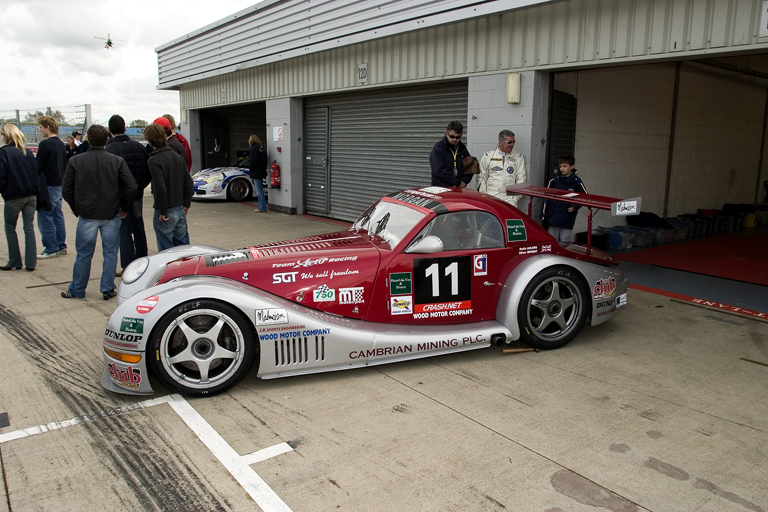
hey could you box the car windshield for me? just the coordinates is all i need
[353,200,426,248]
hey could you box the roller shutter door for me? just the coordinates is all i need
[304,81,468,222]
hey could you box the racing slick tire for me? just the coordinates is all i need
[227,178,252,202]
[517,266,588,350]
[147,299,256,396]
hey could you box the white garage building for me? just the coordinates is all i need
[156,0,768,231]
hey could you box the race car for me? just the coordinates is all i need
[102,186,633,397]
[192,156,267,201]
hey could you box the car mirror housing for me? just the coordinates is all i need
[405,235,444,254]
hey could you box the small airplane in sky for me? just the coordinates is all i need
[94,33,123,49]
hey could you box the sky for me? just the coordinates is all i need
[0,0,259,128]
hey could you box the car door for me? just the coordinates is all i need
[380,210,508,325]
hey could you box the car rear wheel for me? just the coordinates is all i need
[517,266,588,350]
[147,300,256,396]
[227,178,252,202]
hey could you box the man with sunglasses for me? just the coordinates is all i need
[429,121,474,188]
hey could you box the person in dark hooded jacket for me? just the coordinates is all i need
[0,124,41,271]
[543,154,587,243]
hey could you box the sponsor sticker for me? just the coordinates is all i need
[107,363,142,390]
[136,295,158,314]
[313,284,335,302]
[390,296,413,315]
[615,293,627,308]
[615,201,638,215]
[273,271,298,284]
[120,317,144,334]
[473,255,487,276]
[506,219,527,242]
[255,308,289,325]
[339,287,365,305]
[389,272,412,295]
[593,277,616,299]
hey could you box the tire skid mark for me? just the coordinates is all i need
[609,442,765,512]
[0,301,234,511]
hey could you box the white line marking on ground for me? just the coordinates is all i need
[166,395,293,512]
[0,395,172,444]
[0,393,294,512]
[241,442,294,466]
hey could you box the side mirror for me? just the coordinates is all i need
[406,235,444,254]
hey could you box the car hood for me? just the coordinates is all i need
[160,230,380,319]
[193,166,247,180]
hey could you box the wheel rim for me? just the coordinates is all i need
[159,309,245,390]
[525,276,583,342]
[229,180,248,200]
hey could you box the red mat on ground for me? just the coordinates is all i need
[614,233,768,286]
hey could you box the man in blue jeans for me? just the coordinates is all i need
[61,125,137,300]
[36,115,68,258]
[145,123,193,251]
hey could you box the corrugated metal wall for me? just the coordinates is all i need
[177,0,768,110]
[305,81,469,221]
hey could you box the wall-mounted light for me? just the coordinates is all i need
[506,72,520,104]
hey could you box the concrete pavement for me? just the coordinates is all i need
[0,193,765,511]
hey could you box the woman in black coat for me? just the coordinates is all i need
[0,124,40,271]
[248,134,268,212]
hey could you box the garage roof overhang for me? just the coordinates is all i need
[155,0,557,90]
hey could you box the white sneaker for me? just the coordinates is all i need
[38,251,59,259]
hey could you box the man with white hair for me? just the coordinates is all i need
[477,130,527,208]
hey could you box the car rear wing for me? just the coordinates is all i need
[507,183,641,254]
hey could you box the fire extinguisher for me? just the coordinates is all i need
[270,160,280,188]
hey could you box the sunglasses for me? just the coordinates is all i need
[447,133,462,140]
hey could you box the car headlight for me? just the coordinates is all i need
[203,173,222,184]
[122,257,150,284]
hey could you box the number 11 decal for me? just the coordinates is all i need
[414,256,471,307]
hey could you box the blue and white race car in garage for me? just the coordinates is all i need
[192,156,268,202]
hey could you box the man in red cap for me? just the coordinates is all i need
[151,117,186,163]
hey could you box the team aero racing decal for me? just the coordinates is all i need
[593,277,616,299]
[255,308,289,325]
[313,284,335,302]
[473,255,487,276]
[136,295,159,314]
[107,363,142,389]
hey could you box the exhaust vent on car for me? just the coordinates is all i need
[274,336,325,366]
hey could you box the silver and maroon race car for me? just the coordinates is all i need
[192,155,267,201]
[102,186,635,396]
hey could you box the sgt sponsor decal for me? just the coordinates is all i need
[273,271,298,284]
[390,296,412,315]
[120,317,144,334]
[107,363,142,389]
[339,287,364,305]
[313,284,335,302]
[473,254,487,276]
[506,219,527,242]
[255,308,288,325]
[136,295,158,314]
[593,277,616,299]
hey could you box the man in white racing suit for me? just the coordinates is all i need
[477,130,527,208]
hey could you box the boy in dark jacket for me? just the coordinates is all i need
[543,154,587,243]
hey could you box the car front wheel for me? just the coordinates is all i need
[147,300,256,396]
[517,266,588,350]
[227,178,252,202]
